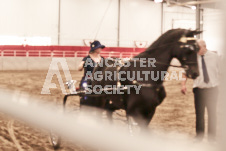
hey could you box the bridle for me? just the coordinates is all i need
[154,42,199,70]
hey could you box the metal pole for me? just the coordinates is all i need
[161,2,164,34]
[117,0,121,47]
[196,3,202,39]
[200,8,203,39]
[58,0,61,45]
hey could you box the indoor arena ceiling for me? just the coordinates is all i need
[154,0,221,9]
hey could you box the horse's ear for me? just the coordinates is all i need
[194,30,203,35]
[186,30,203,37]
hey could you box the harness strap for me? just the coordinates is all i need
[130,59,196,69]
[132,80,163,90]
[110,58,196,70]
[154,61,196,70]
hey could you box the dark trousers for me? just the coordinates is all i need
[193,87,218,139]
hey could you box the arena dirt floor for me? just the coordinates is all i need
[0,70,221,151]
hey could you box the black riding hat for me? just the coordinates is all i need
[90,40,105,53]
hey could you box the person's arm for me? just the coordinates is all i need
[78,61,85,71]
[181,73,187,94]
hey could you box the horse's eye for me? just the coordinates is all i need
[186,49,192,54]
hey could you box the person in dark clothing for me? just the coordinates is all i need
[77,40,105,106]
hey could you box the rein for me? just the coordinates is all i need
[153,61,197,70]
[132,59,196,70]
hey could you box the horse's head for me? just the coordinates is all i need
[143,29,202,79]
[169,29,202,79]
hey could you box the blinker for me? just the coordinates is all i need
[179,36,199,52]
[180,43,199,52]
[179,36,197,43]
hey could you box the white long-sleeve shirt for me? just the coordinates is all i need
[193,50,220,88]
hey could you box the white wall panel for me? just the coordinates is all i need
[203,8,224,54]
[0,0,59,44]
[0,0,163,47]
[163,4,196,32]
[120,0,162,47]
[0,0,26,36]
[0,0,222,49]
[60,0,118,46]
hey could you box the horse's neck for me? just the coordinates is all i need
[135,50,174,84]
[138,50,173,70]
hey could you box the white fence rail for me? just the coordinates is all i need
[0,50,140,58]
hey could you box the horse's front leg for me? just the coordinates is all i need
[105,109,114,124]
[126,93,151,135]
[127,115,138,136]
[126,107,157,136]
[126,89,160,135]
[104,99,117,124]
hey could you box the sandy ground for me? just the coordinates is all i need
[0,70,215,151]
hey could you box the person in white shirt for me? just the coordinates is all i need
[181,39,219,141]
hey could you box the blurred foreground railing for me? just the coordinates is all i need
[0,89,218,151]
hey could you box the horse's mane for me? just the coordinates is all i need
[144,28,199,53]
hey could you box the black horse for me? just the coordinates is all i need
[90,28,201,130]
